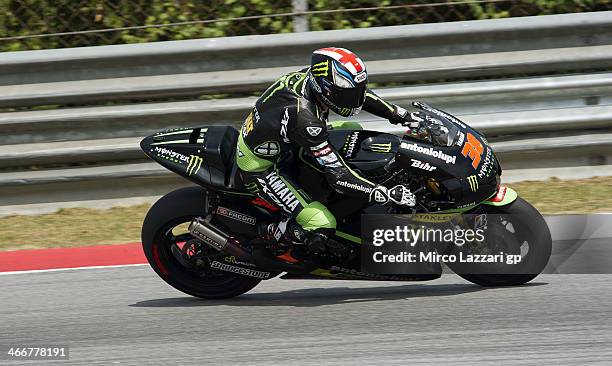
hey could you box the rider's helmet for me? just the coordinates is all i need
[308,47,368,117]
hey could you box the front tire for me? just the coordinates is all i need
[449,197,552,286]
[141,187,261,299]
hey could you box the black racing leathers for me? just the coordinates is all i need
[237,68,407,204]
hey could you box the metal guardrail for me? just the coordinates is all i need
[0,12,612,207]
[3,46,612,109]
[1,132,610,207]
[3,72,612,145]
[2,102,612,168]
[2,11,612,86]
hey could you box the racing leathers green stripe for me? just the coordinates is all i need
[239,166,336,231]
[236,133,273,172]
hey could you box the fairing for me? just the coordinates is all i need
[140,126,247,194]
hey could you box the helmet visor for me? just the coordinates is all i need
[324,81,367,109]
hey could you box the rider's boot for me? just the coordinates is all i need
[261,220,349,265]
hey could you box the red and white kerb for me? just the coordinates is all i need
[314,47,365,75]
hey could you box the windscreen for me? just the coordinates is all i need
[418,113,460,147]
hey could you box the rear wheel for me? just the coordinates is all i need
[141,187,261,299]
[448,197,552,286]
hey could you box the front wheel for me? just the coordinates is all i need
[448,197,552,286]
[141,187,262,299]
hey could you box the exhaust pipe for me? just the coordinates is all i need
[188,217,307,274]
[188,218,251,260]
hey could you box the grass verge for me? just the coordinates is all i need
[1,177,611,251]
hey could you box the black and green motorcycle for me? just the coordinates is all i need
[140,103,551,299]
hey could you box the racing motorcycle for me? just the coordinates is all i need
[140,102,551,299]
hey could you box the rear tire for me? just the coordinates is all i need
[141,186,261,299]
[450,197,551,287]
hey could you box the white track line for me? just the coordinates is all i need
[0,263,148,276]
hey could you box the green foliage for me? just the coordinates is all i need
[0,0,610,51]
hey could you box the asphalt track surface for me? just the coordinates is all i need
[2,267,612,365]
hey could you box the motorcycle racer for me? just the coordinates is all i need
[236,47,422,252]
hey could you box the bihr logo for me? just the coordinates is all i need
[410,159,437,172]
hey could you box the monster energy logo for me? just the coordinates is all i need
[244,182,259,193]
[262,75,288,103]
[187,155,203,176]
[369,142,392,153]
[467,175,479,192]
[343,131,360,157]
[311,60,329,76]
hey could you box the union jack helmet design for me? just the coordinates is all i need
[309,47,368,117]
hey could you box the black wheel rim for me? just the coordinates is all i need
[151,216,239,287]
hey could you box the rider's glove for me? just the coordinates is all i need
[369,185,416,207]
[388,185,417,207]
[389,105,425,130]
